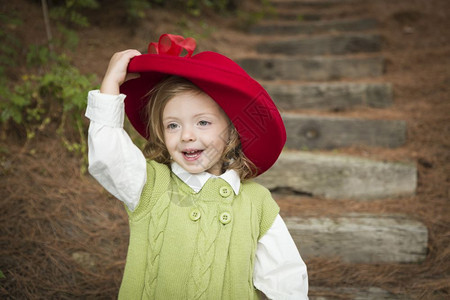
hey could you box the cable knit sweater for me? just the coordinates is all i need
[118,160,280,299]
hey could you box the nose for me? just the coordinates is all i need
[181,126,196,142]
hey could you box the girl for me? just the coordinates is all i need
[86,34,308,299]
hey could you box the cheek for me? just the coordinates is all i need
[219,126,230,144]
[163,133,176,150]
[213,128,229,152]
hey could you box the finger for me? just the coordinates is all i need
[124,72,141,82]
[121,49,142,59]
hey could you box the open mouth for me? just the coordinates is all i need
[182,150,203,160]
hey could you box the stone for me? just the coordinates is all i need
[256,151,417,199]
[257,34,381,55]
[282,114,406,149]
[285,214,428,263]
[250,18,377,35]
[237,56,384,80]
[264,82,393,110]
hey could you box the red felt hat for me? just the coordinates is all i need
[120,34,286,175]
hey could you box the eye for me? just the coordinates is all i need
[166,123,179,130]
[198,120,211,126]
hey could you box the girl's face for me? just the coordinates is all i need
[162,91,230,175]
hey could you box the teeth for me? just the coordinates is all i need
[184,150,200,154]
[184,150,202,158]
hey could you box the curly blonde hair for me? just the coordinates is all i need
[143,76,258,180]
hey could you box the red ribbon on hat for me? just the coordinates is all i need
[148,34,196,57]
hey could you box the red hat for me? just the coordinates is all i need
[120,34,286,175]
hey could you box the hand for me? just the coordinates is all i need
[100,49,141,95]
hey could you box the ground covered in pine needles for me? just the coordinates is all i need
[1,0,449,298]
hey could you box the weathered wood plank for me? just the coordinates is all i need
[250,18,377,35]
[309,286,412,300]
[285,214,428,263]
[256,151,417,199]
[273,12,321,21]
[257,34,381,55]
[237,56,384,80]
[272,0,340,9]
[282,114,406,149]
[264,82,393,110]
[270,0,368,20]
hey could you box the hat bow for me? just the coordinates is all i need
[148,34,196,57]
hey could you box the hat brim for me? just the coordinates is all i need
[120,51,286,175]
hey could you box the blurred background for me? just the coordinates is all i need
[1,0,449,298]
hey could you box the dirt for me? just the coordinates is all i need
[1,0,449,299]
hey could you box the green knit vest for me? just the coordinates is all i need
[118,160,280,300]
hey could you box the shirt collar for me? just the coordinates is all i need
[171,162,241,195]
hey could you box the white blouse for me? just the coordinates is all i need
[85,90,308,299]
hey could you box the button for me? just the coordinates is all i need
[219,212,232,225]
[189,209,201,221]
[219,186,232,198]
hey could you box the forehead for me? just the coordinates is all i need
[163,91,228,118]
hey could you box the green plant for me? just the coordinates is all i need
[0,14,22,69]
[175,18,216,42]
[125,0,151,22]
[183,0,235,15]
[49,0,99,28]
[0,13,23,114]
[144,0,241,17]
[0,13,25,125]
[45,0,99,52]
[1,45,97,173]
[0,2,100,174]
[235,0,277,30]
[40,55,96,173]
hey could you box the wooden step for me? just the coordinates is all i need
[257,34,381,55]
[256,151,417,199]
[264,82,393,110]
[250,18,377,35]
[282,114,406,149]
[237,56,384,80]
[270,0,369,21]
[273,7,364,22]
[284,213,428,263]
[273,12,322,21]
[272,0,342,9]
[309,286,412,299]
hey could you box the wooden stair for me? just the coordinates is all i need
[237,0,427,298]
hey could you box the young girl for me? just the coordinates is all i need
[86,34,308,299]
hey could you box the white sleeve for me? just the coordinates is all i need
[254,215,309,300]
[85,90,147,211]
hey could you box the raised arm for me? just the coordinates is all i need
[85,50,147,211]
